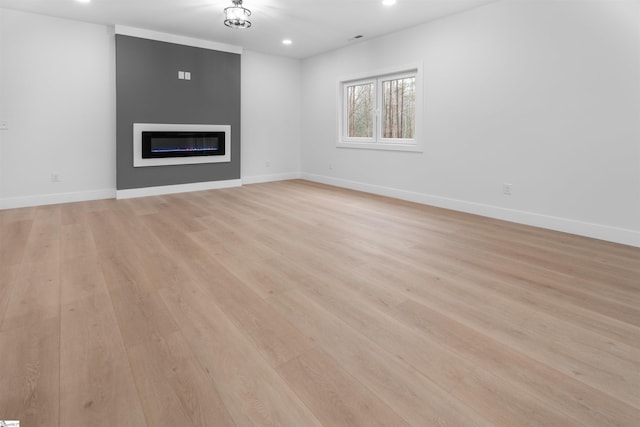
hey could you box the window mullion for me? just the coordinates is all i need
[375,77,382,142]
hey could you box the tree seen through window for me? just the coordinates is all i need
[382,77,415,139]
[347,83,374,138]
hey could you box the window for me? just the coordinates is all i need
[382,75,415,139]
[346,80,375,139]
[339,66,421,152]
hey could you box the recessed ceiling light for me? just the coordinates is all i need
[282,39,293,45]
[382,0,396,5]
[76,0,91,3]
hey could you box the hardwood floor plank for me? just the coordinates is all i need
[96,250,153,293]
[353,259,640,408]
[108,286,180,348]
[153,199,208,232]
[0,265,19,328]
[28,205,61,242]
[456,268,640,350]
[278,347,412,427]
[60,292,147,426]
[211,253,307,299]
[457,221,640,290]
[100,211,193,293]
[60,259,106,308]
[372,260,640,408]
[298,271,474,393]
[61,223,98,263]
[450,367,582,427]
[0,219,32,267]
[59,221,107,307]
[269,289,493,427]
[0,206,37,226]
[0,318,60,426]
[59,201,88,226]
[116,197,161,217]
[295,269,600,424]
[127,331,235,427]
[392,298,640,426]
[88,211,164,296]
[188,226,281,269]
[137,212,213,266]
[158,282,323,427]
[187,258,316,367]
[1,260,60,331]
[141,210,315,367]
[408,237,640,322]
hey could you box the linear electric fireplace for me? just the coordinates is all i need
[133,123,231,167]
[142,131,225,158]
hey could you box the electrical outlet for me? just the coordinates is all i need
[503,183,512,195]
[265,160,271,167]
[51,173,61,183]
[0,121,8,130]
[328,163,334,170]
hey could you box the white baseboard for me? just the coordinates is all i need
[116,179,242,200]
[0,175,279,208]
[301,173,640,248]
[242,172,301,185]
[0,189,116,210]
[3,175,637,247]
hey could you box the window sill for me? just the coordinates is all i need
[337,140,423,153]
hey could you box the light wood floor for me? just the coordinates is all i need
[0,180,638,426]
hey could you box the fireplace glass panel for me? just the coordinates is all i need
[142,131,225,158]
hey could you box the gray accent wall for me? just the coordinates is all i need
[116,35,241,190]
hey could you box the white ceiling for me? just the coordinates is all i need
[0,0,497,58]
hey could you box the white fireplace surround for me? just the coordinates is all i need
[133,123,231,167]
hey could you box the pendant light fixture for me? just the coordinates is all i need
[224,0,252,29]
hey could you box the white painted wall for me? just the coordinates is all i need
[300,0,640,246]
[0,10,303,207]
[241,50,301,184]
[0,8,117,208]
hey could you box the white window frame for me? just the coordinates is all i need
[338,64,423,152]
